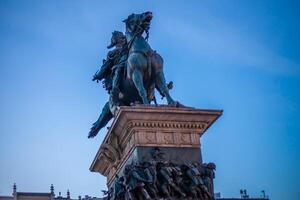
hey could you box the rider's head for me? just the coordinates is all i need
[107,31,126,49]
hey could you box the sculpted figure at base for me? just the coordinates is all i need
[89,12,179,138]
[108,148,215,200]
[114,175,126,200]
[185,163,211,200]
[157,161,187,198]
[124,165,151,200]
[203,163,216,197]
[140,161,158,199]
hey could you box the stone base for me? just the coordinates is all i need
[90,105,222,187]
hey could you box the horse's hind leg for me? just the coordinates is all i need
[132,70,149,104]
[156,70,176,105]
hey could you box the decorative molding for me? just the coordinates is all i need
[126,120,209,130]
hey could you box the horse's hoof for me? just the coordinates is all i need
[168,100,177,106]
[175,101,185,107]
[168,100,184,108]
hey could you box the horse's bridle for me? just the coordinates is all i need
[126,21,150,54]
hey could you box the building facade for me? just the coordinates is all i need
[0,184,103,200]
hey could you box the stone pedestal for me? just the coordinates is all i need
[90,105,222,187]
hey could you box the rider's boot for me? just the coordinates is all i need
[111,67,122,105]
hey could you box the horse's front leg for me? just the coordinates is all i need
[132,70,149,104]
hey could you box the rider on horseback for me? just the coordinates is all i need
[93,31,127,105]
[89,12,179,138]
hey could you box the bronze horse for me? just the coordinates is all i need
[88,12,177,138]
[124,11,176,105]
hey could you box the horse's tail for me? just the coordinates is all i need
[88,102,113,138]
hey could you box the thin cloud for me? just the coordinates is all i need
[161,17,300,76]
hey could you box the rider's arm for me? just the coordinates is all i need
[93,51,115,81]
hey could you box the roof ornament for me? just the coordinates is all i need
[13,183,17,195]
[67,189,70,199]
[50,184,54,196]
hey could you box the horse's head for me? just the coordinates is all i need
[123,11,153,36]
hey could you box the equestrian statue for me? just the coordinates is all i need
[89,11,179,138]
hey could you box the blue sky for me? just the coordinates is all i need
[0,0,299,199]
